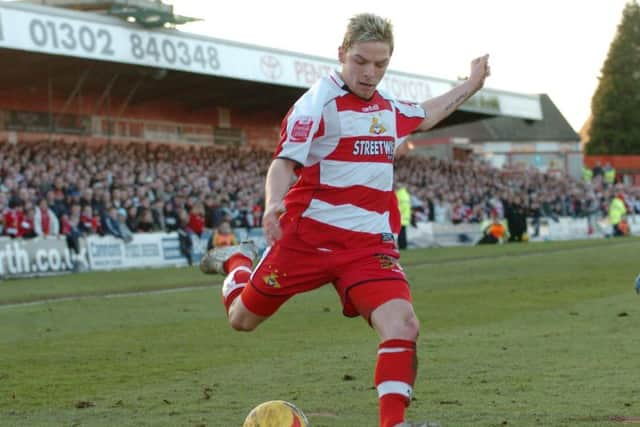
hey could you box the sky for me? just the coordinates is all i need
[172,0,630,132]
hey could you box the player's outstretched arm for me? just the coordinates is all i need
[263,158,297,246]
[417,54,490,131]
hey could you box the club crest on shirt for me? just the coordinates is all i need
[263,271,281,288]
[376,253,404,274]
[289,116,314,142]
[376,254,398,269]
[369,116,387,135]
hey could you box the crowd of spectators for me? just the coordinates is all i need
[0,139,638,245]
[395,156,640,239]
[0,140,269,245]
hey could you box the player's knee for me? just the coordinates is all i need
[400,313,420,341]
[227,307,262,332]
[372,300,421,340]
[379,312,420,341]
[228,314,257,332]
[388,310,420,340]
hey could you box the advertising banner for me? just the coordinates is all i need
[189,229,212,264]
[87,233,187,271]
[0,236,89,278]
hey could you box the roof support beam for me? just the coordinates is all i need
[116,76,143,118]
[93,73,120,114]
[57,67,91,117]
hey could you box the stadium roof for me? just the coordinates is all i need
[0,1,545,122]
[1,47,304,114]
[413,94,580,143]
[17,0,201,27]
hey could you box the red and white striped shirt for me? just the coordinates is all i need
[275,70,425,250]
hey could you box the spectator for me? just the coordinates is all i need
[251,201,263,228]
[211,198,233,229]
[592,160,603,181]
[20,206,37,239]
[34,198,60,237]
[116,208,134,243]
[203,194,217,229]
[581,164,593,184]
[505,195,528,242]
[125,205,139,233]
[163,200,180,232]
[395,181,411,250]
[477,213,507,244]
[4,199,25,238]
[432,196,450,224]
[209,220,238,250]
[46,189,67,219]
[61,204,83,267]
[137,208,156,232]
[187,202,206,236]
[609,192,628,237]
[150,199,165,230]
[176,208,193,266]
[603,162,616,187]
[79,205,100,235]
[102,207,124,240]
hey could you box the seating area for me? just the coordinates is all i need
[0,139,637,241]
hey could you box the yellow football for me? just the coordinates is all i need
[243,400,310,427]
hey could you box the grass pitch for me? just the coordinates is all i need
[1,238,639,426]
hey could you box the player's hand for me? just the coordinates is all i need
[263,203,285,246]
[468,54,490,91]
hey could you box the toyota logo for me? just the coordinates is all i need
[260,55,282,80]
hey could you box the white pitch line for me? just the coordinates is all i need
[0,285,215,310]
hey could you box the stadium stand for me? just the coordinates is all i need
[0,140,271,237]
[0,1,638,278]
[0,139,637,240]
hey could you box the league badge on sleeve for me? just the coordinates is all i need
[289,116,314,142]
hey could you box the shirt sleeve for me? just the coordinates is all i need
[394,100,426,138]
[273,80,328,165]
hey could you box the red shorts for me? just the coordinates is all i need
[240,233,411,320]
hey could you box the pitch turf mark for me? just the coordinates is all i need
[74,400,95,409]
[614,416,640,424]
[565,416,640,424]
[0,284,215,310]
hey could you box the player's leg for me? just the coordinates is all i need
[365,294,422,427]
[222,263,269,332]
[201,241,274,331]
[372,299,437,427]
[372,298,420,416]
[336,252,434,427]
[202,239,325,331]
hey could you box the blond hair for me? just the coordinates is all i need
[341,13,394,55]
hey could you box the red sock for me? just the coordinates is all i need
[375,339,417,427]
[223,254,253,274]
[222,267,251,314]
